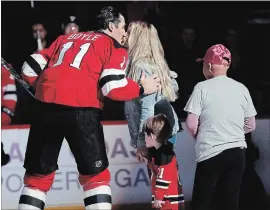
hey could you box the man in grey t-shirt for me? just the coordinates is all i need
[184,44,257,210]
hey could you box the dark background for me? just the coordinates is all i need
[1,1,270,123]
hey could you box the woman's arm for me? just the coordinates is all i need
[137,92,156,148]
[136,67,157,148]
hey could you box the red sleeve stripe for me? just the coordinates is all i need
[22,61,38,78]
[3,93,17,102]
[156,179,171,184]
[3,84,16,92]
[3,84,17,102]
[22,54,47,77]
[164,194,184,198]
[99,68,128,96]
[155,185,169,189]
[2,106,14,117]
[164,194,185,204]
[101,79,128,96]
[100,68,126,78]
[31,54,48,70]
[155,180,169,189]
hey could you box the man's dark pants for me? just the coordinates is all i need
[192,147,246,210]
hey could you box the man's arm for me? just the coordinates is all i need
[98,44,141,101]
[184,85,204,138]
[244,117,256,134]
[186,113,199,138]
[243,86,257,134]
[21,36,63,86]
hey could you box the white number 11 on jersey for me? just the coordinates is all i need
[53,42,91,70]
[157,168,164,179]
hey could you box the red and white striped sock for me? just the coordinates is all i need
[84,184,112,210]
[18,187,46,210]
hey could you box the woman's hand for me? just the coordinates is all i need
[140,72,160,95]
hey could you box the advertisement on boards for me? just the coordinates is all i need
[1,124,151,209]
[1,120,270,209]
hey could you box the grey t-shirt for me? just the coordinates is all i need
[184,76,257,162]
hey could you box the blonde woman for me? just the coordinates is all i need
[124,21,181,162]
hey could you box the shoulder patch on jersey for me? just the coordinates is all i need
[120,56,126,69]
[95,31,127,49]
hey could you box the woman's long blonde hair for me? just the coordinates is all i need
[126,21,177,102]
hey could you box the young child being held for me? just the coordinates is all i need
[143,114,185,210]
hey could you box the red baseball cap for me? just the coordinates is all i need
[196,44,231,65]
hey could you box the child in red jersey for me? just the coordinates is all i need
[143,114,185,210]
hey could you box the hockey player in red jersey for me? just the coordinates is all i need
[143,114,185,210]
[1,65,17,125]
[1,65,17,166]
[18,6,160,210]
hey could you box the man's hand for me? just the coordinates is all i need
[154,200,165,208]
[140,72,160,95]
[136,147,148,163]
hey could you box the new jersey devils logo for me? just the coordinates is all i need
[120,56,126,69]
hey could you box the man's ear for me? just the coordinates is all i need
[108,22,114,32]
[208,63,212,72]
[151,133,157,140]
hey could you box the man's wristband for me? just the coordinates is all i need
[139,84,144,95]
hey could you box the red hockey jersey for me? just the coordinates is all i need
[1,65,17,125]
[21,31,140,108]
[148,145,185,209]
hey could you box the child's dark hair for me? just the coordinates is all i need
[143,114,172,145]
